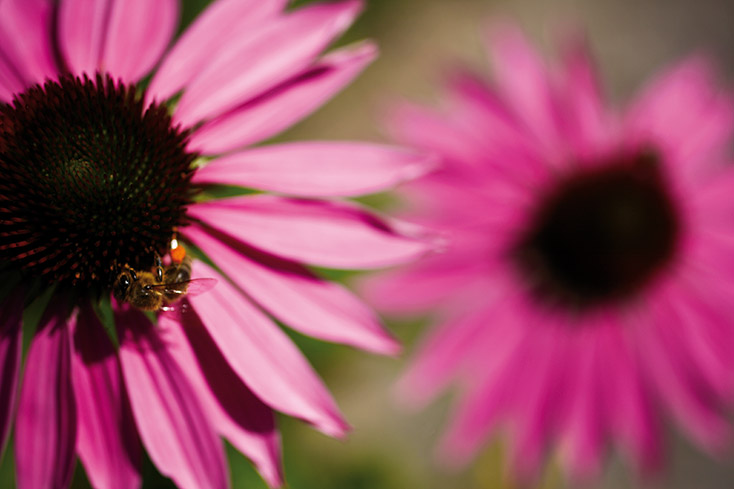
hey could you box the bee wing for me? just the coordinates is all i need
[157,278,217,313]
[149,278,218,298]
[179,278,218,297]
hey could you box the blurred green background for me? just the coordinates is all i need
[3,0,734,488]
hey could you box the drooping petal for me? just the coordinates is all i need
[116,308,228,489]
[184,224,400,355]
[174,0,362,128]
[148,0,287,103]
[506,324,569,479]
[397,303,508,407]
[603,321,662,473]
[188,195,429,269]
[359,256,484,315]
[187,260,349,437]
[100,0,179,82]
[662,280,734,401]
[58,0,112,77]
[15,299,76,489]
[158,312,284,488]
[434,295,533,465]
[188,42,376,154]
[558,30,612,156]
[72,304,141,489]
[438,333,525,466]
[559,327,607,480]
[637,299,729,452]
[0,0,57,89]
[193,141,433,197]
[0,290,23,458]
[627,57,715,146]
[626,57,734,181]
[0,50,26,102]
[484,22,562,153]
[443,69,532,166]
[387,102,491,169]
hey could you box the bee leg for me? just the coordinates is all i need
[154,252,164,282]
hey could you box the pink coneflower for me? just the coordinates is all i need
[0,1,432,488]
[365,22,734,480]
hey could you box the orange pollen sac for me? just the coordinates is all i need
[170,237,186,264]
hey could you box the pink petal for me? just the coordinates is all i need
[193,141,434,197]
[398,306,499,407]
[188,195,428,269]
[558,30,612,156]
[653,283,733,400]
[0,52,26,102]
[506,327,568,479]
[0,0,57,89]
[639,299,729,452]
[0,290,23,458]
[58,0,111,77]
[664,283,734,401]
[158,312,284,488]
[359,257,483,315]
[187,260,349,437]
[174,0,362,128]
[188,41,376,154]
[603,323,662,473]
[100,0,179,81]
[386,102,489,169]
[148,0,287,103]
[484,22,561,152]
[15,300,76,489]
[692,171,734,229]
[443,69,531,164]
[184,224,400,355]
[626,57,734,180]
[72,304,141,489]
[117,307,228,489]
[559,329,606,480]
[436,302,530,465]
[438,341,521,465]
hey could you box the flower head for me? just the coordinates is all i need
[365,22,734,480]
[0,1,432,488]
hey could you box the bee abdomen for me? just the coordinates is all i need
[163,257,191,284]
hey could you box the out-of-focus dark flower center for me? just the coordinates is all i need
[0,74,196,292]
[512,152,680,310]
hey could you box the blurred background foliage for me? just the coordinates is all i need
[2,0,734,488]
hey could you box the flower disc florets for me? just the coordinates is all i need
[513,151,680,310]
[0,74,196,290]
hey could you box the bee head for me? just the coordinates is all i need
[112,268,136,300]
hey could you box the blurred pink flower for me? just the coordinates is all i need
[0,1,432,488]
[365,22,734,480]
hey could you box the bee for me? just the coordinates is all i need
[113,248,216,312]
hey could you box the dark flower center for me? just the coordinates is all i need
[0,74,196,292]
[512,152,680,310]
